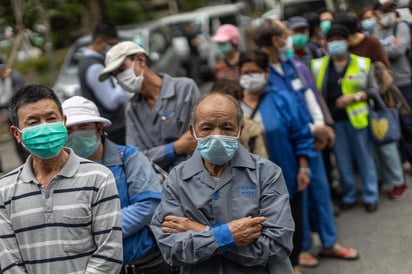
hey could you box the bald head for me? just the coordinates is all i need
[191,93,243,138]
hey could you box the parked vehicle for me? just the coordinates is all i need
[159,3,247,81]
[253,0,377,22]
[53,21,184,101]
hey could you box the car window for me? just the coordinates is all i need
[67,45,86,73]
[208,13,239,36]
[209,17,221,37]
[219,14,239,26]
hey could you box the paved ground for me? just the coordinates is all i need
[302,179,412,274]
[1,130,411,274]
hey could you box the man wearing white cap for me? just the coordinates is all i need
[99,41,200,172]
[62,96,171,274]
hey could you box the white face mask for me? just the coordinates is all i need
[239,73,266,92]
[380,12,396,28]
[116,62,144,93]
[279,36,294,58]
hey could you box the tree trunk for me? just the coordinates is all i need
[34,0,56,80]
[80,0,105,35]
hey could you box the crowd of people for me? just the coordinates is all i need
[0,0,411,273]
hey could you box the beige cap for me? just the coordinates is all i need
[98,41,146,81]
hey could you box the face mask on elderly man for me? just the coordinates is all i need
[193,130,240,165]
[66,129,101,158]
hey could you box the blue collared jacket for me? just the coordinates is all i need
[102,139,162,264]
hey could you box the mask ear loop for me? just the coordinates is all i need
[190,124,199,140]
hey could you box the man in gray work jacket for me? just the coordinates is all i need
[150,93,294,274]
[99,41,200,172]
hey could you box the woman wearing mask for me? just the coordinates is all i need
[374,1,412,176]
[360,6,378,34]
[211,24,242,82]
[311,24,380,212]
[239,49,314,274]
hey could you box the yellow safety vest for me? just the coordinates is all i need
[311,54,370,129]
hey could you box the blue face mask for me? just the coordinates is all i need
[195,133,239,165]
[66,129,100,158]
[327,40,347,57]
[361,18,376,31]
[320,21,332,35]
[217,42,233,56]
[20,121,67,159]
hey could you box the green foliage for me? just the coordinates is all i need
[49,1,82,49]
[106,1,147,25]
[15,55,49,74]
[179,0,204,11]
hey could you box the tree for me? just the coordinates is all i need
[80,0,105,35]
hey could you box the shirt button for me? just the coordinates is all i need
[213,193,219,200]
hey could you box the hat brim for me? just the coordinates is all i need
[98,57,126,82]
[211,35,231,43]
[290,23,309,30]
[65,115,112,127]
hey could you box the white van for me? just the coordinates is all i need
[260,0,376,21]
[160,4,246,80]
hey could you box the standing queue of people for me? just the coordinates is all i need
[0,1,410,273]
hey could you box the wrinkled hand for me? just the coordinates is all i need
[228,216,266,246]
[335,94,355,109]
[297,171,310,191]
[174,130,197,156]
[161,215,206,233]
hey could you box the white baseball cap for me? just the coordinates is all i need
[99,41,146,81]
[62,96,112,127]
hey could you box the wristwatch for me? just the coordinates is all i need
[354,92,362,102]
[299,167,311,177]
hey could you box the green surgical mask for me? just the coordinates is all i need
[20,121,67,159]
[217,42,233,56]
[320,21,332,35]
[292,34,309,48]
[66,129,100,158]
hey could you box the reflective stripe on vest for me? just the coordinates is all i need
[311,54,370,129]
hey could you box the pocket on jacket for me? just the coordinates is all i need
[160,115,182,142]
[63,214,95,253]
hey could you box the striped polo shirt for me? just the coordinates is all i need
[0,148,123,273]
